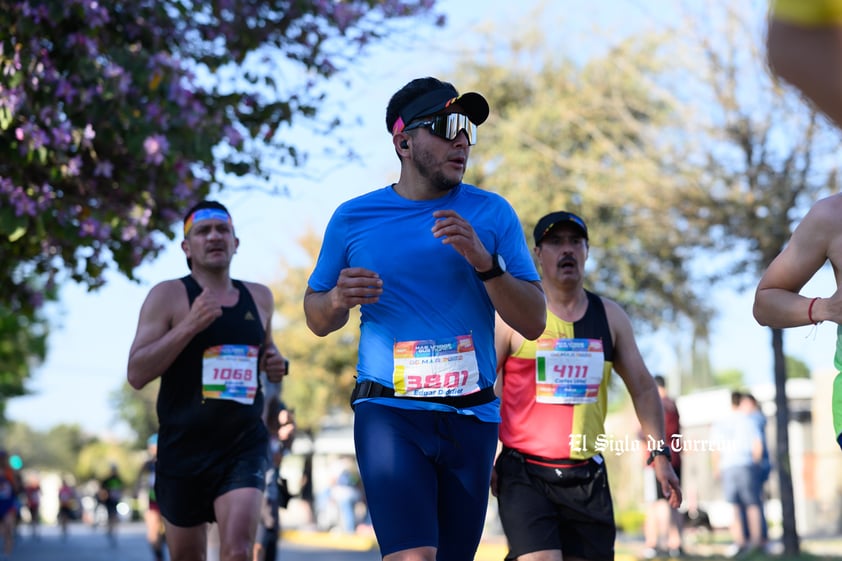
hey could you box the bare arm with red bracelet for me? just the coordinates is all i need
[754,194,842,328]
[754,193,842,451]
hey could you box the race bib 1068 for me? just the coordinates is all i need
[202,344,259,404]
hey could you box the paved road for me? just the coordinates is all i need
[11,522,381,561]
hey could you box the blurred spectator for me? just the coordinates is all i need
[0,450,20,560]
[136,434,165,561]
[277,407,296,450]
[261,372,284,438]
[741,393,771,550]
[253,402,295,561]
[98,463,124,545]
[23,474,41,540]
[298,453,316,530]
[253,439,284,561]
[643,375,683,558]
[711,391,764,557]
[57,476,80,539]
[329,456,362,534]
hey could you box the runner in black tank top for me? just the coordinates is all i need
[156,275,268,476]
[127,201,289,559]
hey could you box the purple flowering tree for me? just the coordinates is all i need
[0,0,442,406]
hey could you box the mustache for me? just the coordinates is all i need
[557,255,577,267]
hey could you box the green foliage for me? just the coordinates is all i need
[460,24,712,333]
[1,420,141,485]
[0,302,48,412]
[0,421,95,475]
[615,509,646,536]
[110,379,160,448]
[675,4,842,280]
[75,440,138,485]
[785,355,810,379]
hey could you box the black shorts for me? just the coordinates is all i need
[156,453,267,527]
[495,448,615,561]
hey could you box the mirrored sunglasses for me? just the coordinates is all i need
[403,113,478,145]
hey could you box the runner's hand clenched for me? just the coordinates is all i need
[431,210,492,270]
[185,287,223,334]
[331,267,383,310]
[262,347,288,383]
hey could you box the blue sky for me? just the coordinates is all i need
[6,0,839,437]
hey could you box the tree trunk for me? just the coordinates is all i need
[771,327,800,555]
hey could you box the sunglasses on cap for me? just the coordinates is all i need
[402,113,478,145]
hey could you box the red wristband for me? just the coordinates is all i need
[808,297,820,325]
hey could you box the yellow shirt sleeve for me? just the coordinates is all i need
[771,0,842,26]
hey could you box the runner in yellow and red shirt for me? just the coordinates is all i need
[493,211,682,561]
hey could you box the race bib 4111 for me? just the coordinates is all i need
[535,338,604,404]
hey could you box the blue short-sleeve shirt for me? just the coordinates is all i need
[309,183,539,422]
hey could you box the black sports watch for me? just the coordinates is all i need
[647,445,672,465]
[476,253,506,281]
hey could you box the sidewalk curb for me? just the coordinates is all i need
[282,529,376,551]
[282,530,638,561]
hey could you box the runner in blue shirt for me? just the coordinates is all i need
[305,76,546,561]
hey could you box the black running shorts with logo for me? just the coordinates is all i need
[156,453,267,527]
[495,449,615,561]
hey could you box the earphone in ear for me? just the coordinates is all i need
[400,140,408,149]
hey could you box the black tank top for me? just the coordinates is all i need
[156,275,268,475]
[574,290,614,361]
